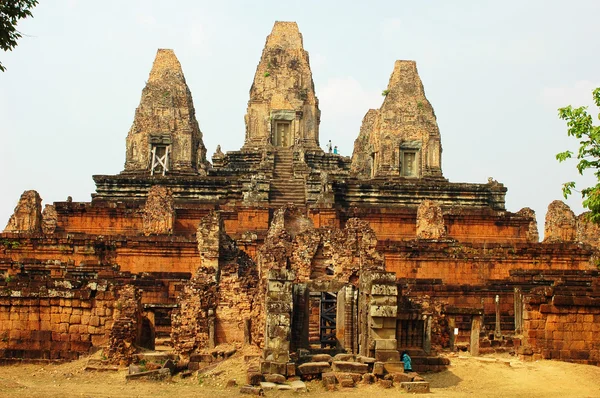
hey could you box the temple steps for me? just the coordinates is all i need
[270,149,306,206]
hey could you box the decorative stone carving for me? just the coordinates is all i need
[543,200,576,243]
[123,49,209,174]
[197,211,222,270]
[516,207,539,243]
[576,212,600,248]
[351,61,443,179]
[244,22,321,151]
[416,200,446,239]
[4,190,42,233]
[142,186,175,235]
[41,204,58,234]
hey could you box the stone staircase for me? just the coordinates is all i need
[270,149,306,207]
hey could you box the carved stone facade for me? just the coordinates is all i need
[351,61,443,179]
[416,200,446,239]
[142,186,175,235]
[244,22,320,151]
[123,49,209,175]
[4,190,42,233]
[543,200,576,243]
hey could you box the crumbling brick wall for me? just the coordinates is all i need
[522,279,600,365]
[0,276,115,360]
[170,267,218,356]
[106,284,143,364]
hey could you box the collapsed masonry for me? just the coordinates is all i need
[2,21,600,380]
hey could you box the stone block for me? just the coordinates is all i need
[383,361,405,374]
[290,380,307,393]
[240,385,264,396]
[378,379,393,388]
[371,285,398,295]
[390,372,413,383]
[286,362,295,376]
[370,306,397,317]
[375,350,400,362]
[373,362,385,376]
[322,372,337,388]
[357,355,376,364]
[375,339,397,350]
[312,353,332,362]
[259,382,276,390]
[331,361,369,374]
[246,371,263,386]
[362,373,375,384]
[332,353,355,362]
[265,373,286,384]
[401,381,430,393]
[297,362,331,375]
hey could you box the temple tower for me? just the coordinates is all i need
[243,22,321,151]
[123,49,209,175]
[351,61,443,179]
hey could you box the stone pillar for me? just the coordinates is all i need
[197,211,223,270]
[423,315,432,354]
[336,284,358,354]
[263,269,295,363]
[448,316,456,351]
[494,295,502,339]
[208,309,216,349]
[291,284,309,351]
[470,315,482,356]
[360,271,399,361]
[514,288,523,334]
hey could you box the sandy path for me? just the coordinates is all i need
[1,352,600,397]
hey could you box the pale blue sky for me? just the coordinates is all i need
[1,0,599,236]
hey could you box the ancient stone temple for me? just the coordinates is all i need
[2,21,600,385]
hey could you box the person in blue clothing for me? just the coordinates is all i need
[401,350,413,373]
[333,145,338,154]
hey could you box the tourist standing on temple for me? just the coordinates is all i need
[401,351,413,373]
[333,146,338,155]
[327,140,332,153]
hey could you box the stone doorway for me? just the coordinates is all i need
[307,291,337,349]
[272,121,292,147]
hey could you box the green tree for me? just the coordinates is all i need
[0,0,38,72]
[556,87,600,223]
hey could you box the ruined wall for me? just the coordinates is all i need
[170,267,218,355]
[543,200,576,243]
[351,61,443,179]
[106,285,143,364]
[4,190,42,233]
[383,241,594,286]
[243,21,321,151]
[576,212,600,249]
[123,49,209,174]
[522,279,600,365]
[0,277,115,360]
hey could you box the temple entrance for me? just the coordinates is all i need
[397,318,425,348]
[307,292,337,349]
[272,121,292,147]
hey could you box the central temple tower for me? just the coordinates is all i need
[243,21,321,151]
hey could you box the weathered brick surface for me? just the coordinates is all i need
[522,277,600,365]
[0,275,116,360]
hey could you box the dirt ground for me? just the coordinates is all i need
[1,350,600,398]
